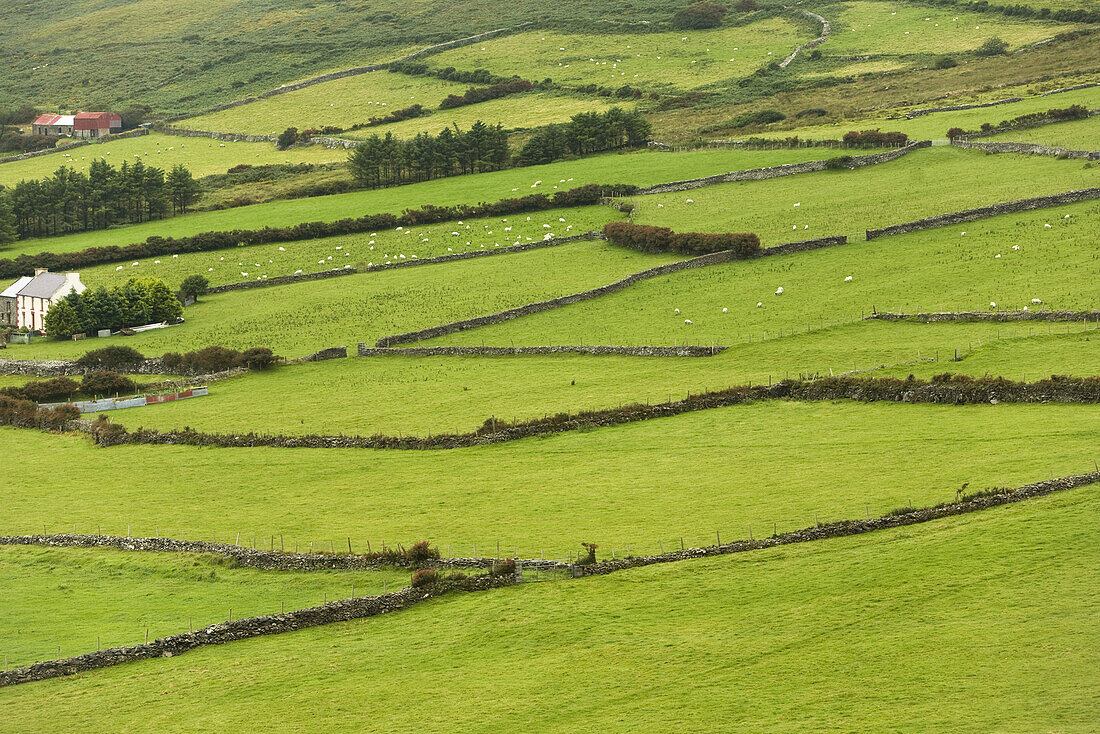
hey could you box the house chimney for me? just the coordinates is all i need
[34,268,48,276]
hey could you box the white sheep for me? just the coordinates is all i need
[684,319,692,324]
[844,276,853,282]
[775,287,784,294]
[989,301,996,308]
[756,302,763,308]
[1031,298,1042,304]
[722,307,728,313]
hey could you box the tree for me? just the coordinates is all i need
[0,188,16,245]
[977,37,1008,56]
[671,2,727,29]
[166,164,200,215]
[179,274,209,301]
[276,127,299,150]
[43,299,82,338]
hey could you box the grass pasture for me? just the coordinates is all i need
[2,400,1098,560]
[3,240,680,360]
[0,546,409,669]
[0,133,345,188]
[3,146,862,257]
[423,19,812,93]
[435,198,1100,348]
[822,1,1081,57]
[1,484,1097,731]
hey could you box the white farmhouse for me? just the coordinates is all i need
[4,270,86,332]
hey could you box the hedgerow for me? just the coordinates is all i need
[0,183,636,279]
[602,222,761,257]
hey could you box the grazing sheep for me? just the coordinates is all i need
[1031,298,1042,304]
[684,319,692,324]
[722,307,728,313]
[844,276,853,282]
[756,302,763,307]
[775,287,784,294]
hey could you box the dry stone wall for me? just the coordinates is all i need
[779,10,831,68]
[868,310,1100,323]
[634,141,930,195]
[358,345,726,357]
[950,138,1099,160]
[904,97,1022,119]
[375,236,848,347]
[0,129,149,166]
[0,574,516,687]
[865,187,1100,239]
[572,471,1100,577]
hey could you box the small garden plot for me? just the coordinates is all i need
[75,205,618,289]
[0,545,411,669]
[432,199,1100,348]
[823,1,1081,56]
[0,133,345,188]
[423,20,811,92]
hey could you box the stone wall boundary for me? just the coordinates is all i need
[865,187,1100,240]
[65,375,1100,451]
[779,10,831,68]
[375,235,847,347]
[633,141,930,195]
[0,357,247,379]
[164,26,525,125]
[950,138,1099,160]
[867,310,1100,323]
[570,470,1100,576]
[0,129,149,166]
[1042,82,1100,96]
[0,574,517,687]
[358,345,726,357]
[904,97,1023,119]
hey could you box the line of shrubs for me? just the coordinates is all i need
[440,78,537,109]
[602,222,761,257]
[841,130,909,148]
[66,374,1099,452]
[0,371,140,403]
[0,395,79,431]
[0,183,637,279]
[948,105,1091,139]
[74,344,280,374]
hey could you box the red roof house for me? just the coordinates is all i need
[73,111,122,139]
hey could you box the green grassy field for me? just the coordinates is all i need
[0,546,410,669]
[0,133,346,187]
[2,146,859,257]
[2,484,1096,731]
[74,205,618,290]
[822,1,1080,56]
[434,198,1100,347]
[986,115,1100,149]
[423,19,811,92]
[95,320,1098,438]
[3,240,679,360]
[734,85,1100,141]
[2,400,1098,560]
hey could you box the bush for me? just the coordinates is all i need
[672,2,728,29]
[946,127,966,139]
[977,37,1008,56]
[0,376,79,403]
[933,56,958,69]
[491,558,517,576]
[405,540,441,563]
[841,129,908,148]
[179,274,209,300]
[724,109,786,129]
[410,568,440,587]
[603,222,760,257]
[439,78,535,109]
[276,127,299,150]
[733,0,758,11]
[80,371,137,397]
[796,107,828,118]
[75,346,145,370]
[824,155,854,169]
[578,542,598,565]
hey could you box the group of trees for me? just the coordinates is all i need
[1,160,200,240]
[515,108,651,165]
[439,79,536,109]
[347,121,509,188]
[603,222,760,257]
[42,277,183,338]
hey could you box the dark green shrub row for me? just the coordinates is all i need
[161,346,279,373]
[919,0,1099,24]
[439,79,536,109]
[75,345,145,370]
[0,372,139,402]
[603,222,761,257]
[0,183,635,279]
[0,394,79,431]
[954,105,1091,138]
[841,130,909,148]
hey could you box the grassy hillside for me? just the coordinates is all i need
[423,18,811,92]
[0,133,346,187]
[0,546,408,669]
[2,146,858,257]
[2,485,1096,731]
[0,0,688,113]
[2,401,1098,559]
[985,116,1100,149]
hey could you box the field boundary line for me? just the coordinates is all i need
[1,471,1096,685]
[358,344,726,357]
[867,310,1100,323]
[778,9,830,69]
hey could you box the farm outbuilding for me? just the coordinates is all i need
[31,111,121,138]
[31,114,75,136]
